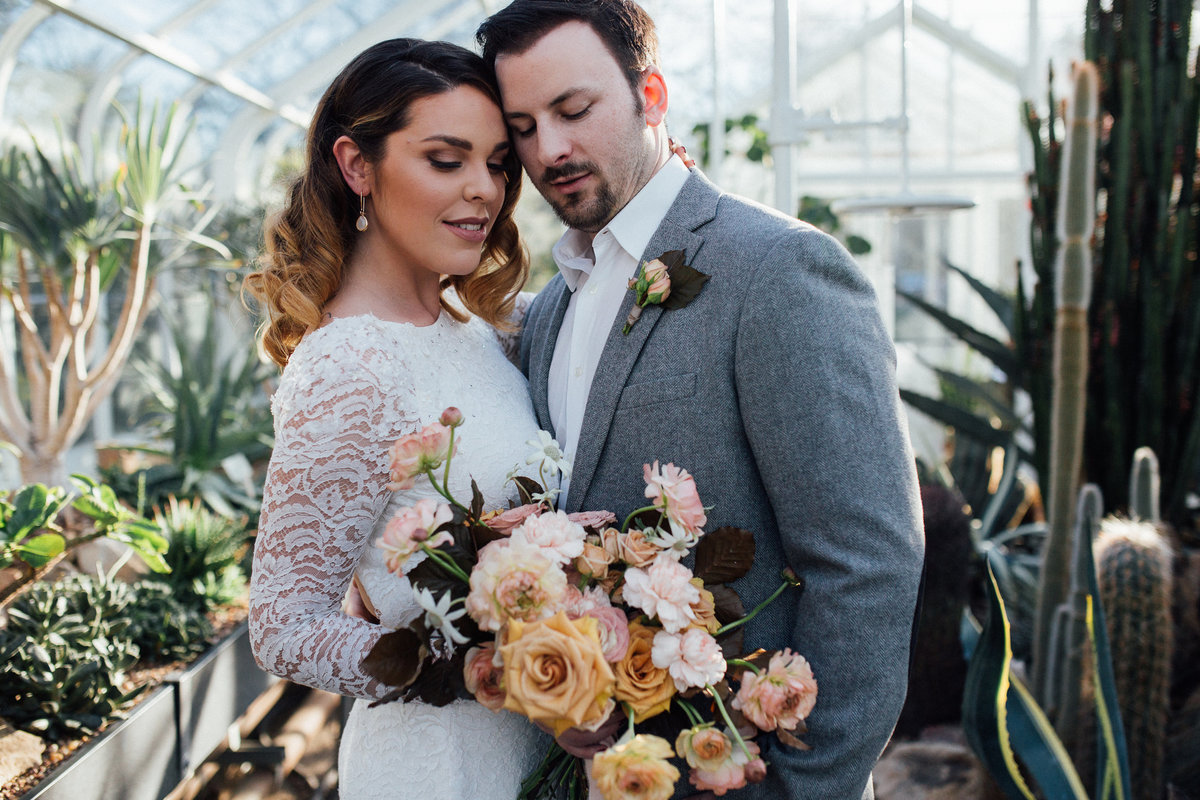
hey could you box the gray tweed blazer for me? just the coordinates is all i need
[519,170,925,800]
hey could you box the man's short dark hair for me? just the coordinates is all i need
[476,0,660,96]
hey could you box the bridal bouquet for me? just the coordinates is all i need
[362,408,817,800]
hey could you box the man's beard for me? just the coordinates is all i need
[539,161,619,232]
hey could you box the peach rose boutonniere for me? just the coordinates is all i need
[622,249,710,334]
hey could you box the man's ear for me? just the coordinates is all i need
[333,135,371,196]
[640,66,669,127]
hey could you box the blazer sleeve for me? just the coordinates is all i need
[733,226,925,799]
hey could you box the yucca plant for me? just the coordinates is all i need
[0,100,226,486]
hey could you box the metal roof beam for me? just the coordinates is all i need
[0,5,54,136]
[33,0,308,126]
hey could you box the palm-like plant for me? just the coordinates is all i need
[0,102,223,486]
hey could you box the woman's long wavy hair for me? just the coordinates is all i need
[245,38,528,368]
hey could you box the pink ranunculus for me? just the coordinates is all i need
[675,725,734,770]
[586,604,632,663]
[511,509,587,565]
[650,628,726,691]
[376,498,453,575]
[387,422,457,490]
[466,539,568,632]
[439,406,464,427]
[643,461,707,539]
[567,509,618,531]
[621,556,700,633]
[463,642,506,711]
[687,736,760,796]
[484,503,542,535]
[731,648,818,732]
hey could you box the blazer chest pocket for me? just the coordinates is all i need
[617,372,697,410]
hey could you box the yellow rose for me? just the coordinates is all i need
[500,612,616,736]
[592,733,680,800]
[613,620,676,720]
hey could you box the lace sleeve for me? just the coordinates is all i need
[249,335,416,700]
[494,290,534,368]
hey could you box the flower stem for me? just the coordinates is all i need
[674,697,705,727]
[423,467,468,513]
[621,504,658,532]
[725,658,763,676]
[420,543,470,583]
[624,702,637,739]
[708,685,756,761]
[715,576,795,636]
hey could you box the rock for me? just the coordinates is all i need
[874,741,987,800]
[0,721,44,785]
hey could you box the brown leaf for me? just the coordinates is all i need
[694,527,756,584]
[361,627,427,689]
[776,724,813,751]
[512,476,542,505]
[661,258,710,310]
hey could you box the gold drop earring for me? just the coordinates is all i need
[356,193,368,232]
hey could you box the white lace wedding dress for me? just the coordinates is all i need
[249,304,547,800]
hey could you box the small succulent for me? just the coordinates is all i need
[125,580,213,663]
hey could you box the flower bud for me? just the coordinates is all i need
[439,407,464,427]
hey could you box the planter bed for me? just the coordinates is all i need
[5,612,277,800]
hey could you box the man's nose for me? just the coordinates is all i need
[536,124,571,166]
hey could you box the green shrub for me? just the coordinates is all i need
[124,580,213,664]
[153,497,249,611]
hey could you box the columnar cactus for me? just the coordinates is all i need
[1033,61,1099,728]
[1093,517,1174,800]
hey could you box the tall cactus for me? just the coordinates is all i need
[1032,61,1099,724]
[1129,446,1161,524]
[1023,0,1200,530]
[1091,516,1174,800]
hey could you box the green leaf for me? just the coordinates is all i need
[896,289,1018,377]
[899,389,1018,449]
[1008,676,1089,799]
[15,533,65,568]
[962,565,1037,800]
[945,259,1015,336]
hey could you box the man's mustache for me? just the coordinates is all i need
[540,162,599,184]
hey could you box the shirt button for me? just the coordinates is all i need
[574,366,583,377]
[588,285,598,295]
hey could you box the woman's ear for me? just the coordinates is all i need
[640,66,669,127]
[332,135,370,195]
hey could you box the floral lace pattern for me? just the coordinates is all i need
[249,308,545,798]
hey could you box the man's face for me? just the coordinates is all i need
[495,21,659,233]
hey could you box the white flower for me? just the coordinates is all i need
[511,509,587,565]
[647,518,701,559]
[622,556,700,633]
[651,628,727,691]
[413,587,469,645]
[526,430,573,479]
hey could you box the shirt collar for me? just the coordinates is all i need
[551,154,692,291]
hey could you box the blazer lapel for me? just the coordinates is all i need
[566,174,719,511]
[528,277,571,435]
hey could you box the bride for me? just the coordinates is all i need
[245,38,545,799]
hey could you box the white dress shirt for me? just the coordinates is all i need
[548,154,691,502]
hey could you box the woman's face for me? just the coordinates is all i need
[366,85,510,279]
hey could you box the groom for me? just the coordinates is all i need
[477,2,924,798]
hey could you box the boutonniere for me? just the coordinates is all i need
[622,249,710,334]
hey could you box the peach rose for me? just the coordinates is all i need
[376,499,453,575]
[687,736,761,796]
[388,422,456,490]
[731,648,818,732]
[675,724,733,770]
[463,643,506,711]
[482,503,542,535]
[575,541,615,580]
[689,578,720,634]
[500,612,615,736]
[612,620,676,721]
[591,733,680,800]
[643,461,707,540]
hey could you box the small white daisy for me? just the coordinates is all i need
[525,430,573,479]
[413,587,469,645]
